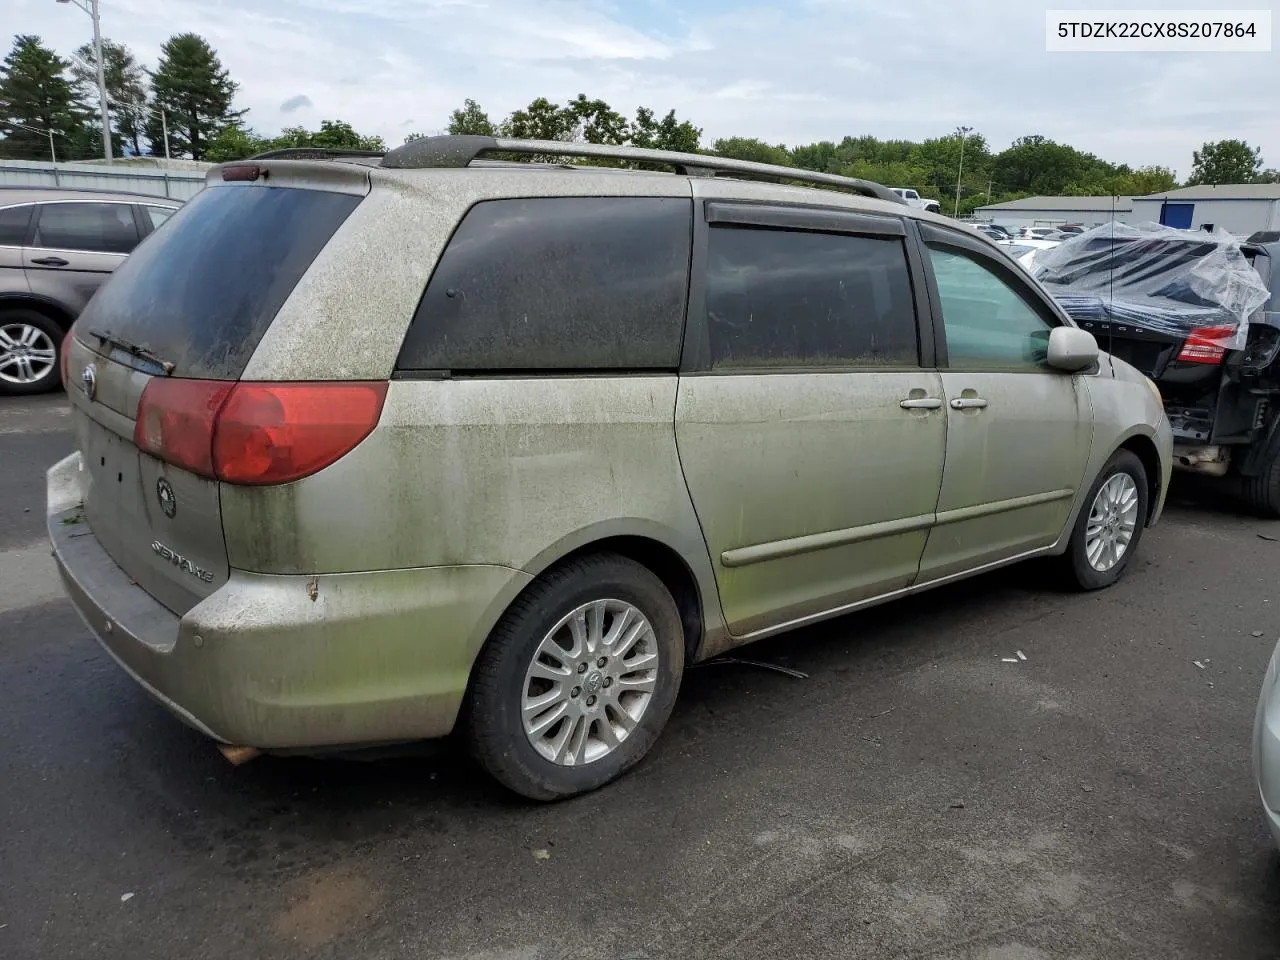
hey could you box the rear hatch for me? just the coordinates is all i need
[65,175,364,615]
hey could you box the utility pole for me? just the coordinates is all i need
[49,130,57,163]
[954,125,972,218]
[56,0,112,163]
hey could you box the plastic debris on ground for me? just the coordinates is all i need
[1032,221,1272,352]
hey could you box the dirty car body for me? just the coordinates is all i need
[47,136,1173,800]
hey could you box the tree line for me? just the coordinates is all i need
[1,32,1274,217]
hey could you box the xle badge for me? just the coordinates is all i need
[156,477,177,518]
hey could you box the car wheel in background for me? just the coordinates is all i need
[1062,449,1149,590]
[0,308,63,396]
[1242,449,1280,519]
[466,553,685,801]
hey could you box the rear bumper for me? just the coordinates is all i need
[48,452,531,750]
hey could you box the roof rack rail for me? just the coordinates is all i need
[379,135,905,205]
[246,147,387,161]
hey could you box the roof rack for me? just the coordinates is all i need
[246,147,387,161]
[378,135,905,205]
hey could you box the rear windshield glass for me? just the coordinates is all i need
[74,185,361,379]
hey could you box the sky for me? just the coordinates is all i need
[7,0,1279,176]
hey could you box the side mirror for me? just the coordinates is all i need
[1047,326,1099,372]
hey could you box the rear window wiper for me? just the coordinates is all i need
[87,328,175,375]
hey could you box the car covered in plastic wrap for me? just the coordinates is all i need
[1033,223,1279,515]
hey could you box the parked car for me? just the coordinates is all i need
[889,187,943,214]
[1035,224,1278,515]
[47,136,1172,801]
[1021,226,1063,241]
[0,187,180,396]
[1255,639,1280,847]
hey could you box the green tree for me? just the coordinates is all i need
[710,136,792,166]
[1188,139,1263,185]
[1110,165,1178,196]
[500,96,577,142]
[1258,168,1280,184]
[791,140,840,172]
[271,119,384,151]
[0,34,90,161]
[630,107,701,153]
[446,98,495,137]
[146,33,244,160]
[203,123,268,162]
[71,39,147,156]
[991,135,1109,195]
[566,94,628,145]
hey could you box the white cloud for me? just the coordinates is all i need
[5,0,1278,172]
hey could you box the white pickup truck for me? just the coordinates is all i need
[890,188,942,214]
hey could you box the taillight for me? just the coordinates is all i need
[134,379,234,476]
[213,382,387,485]
[134,379,387,485]
[1177,325,1235,364]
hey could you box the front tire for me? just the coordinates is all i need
[466,553,685,801]
[1062,450,1149,590]
[0,308,63,396]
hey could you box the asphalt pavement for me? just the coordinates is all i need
[3,392,1280,960]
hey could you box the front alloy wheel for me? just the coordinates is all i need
[1084,472,1140,572]
[1063,449,1149,590]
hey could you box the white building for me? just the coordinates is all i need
[971,195,1135,229]
[1128,184,1280,237]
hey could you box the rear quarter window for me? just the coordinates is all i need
[74,185,360,379]
[396,197,692,373]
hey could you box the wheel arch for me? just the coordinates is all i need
[516,521,725,667]
[1116,432,1164,527]
[0,293,76,331]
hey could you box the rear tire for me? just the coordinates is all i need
[466,553,684,801]
[1062,450,1149,590]
[1242,448,1280,519]
[0,308,63,396]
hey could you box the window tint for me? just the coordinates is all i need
[704,226,918,369]
[145,205,175,230]
[398,197,691,372]
[927,244,1054,369]
[74,185,360,380]
[0,204,33,246]
[34,202,139,254]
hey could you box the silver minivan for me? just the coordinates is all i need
[47,137,1173,799]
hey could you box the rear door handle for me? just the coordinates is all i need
[900,397,943,410]
[30,256,69,267]
[950,397,988,410]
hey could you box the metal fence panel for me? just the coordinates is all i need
[0,158,209,200]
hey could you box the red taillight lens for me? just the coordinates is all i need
[135,379,387,485]
[1177,325,1236,364]
[134,378,234,476]
[213,382,387,485]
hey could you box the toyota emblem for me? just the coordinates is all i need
[81,362,97,401]
[156,477,177,519]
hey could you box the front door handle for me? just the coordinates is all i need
[900,397,943,410]
[30,256,69,267]
[950,397,988,410]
